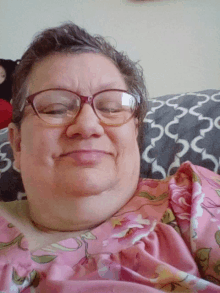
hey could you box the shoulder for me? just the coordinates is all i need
[0,201,28,246]
[0,200,30,227]
[0,200,19,217]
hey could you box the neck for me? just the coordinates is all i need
[27,177,139,233]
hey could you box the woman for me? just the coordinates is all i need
[0,23,219,292]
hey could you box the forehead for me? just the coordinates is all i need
[27,53,127,95]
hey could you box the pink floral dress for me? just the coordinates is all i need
[0,162,220,292]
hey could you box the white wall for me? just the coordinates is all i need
[0,0,219,98]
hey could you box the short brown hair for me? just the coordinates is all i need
[12,22,148,145]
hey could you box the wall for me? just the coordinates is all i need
[0,0,219,98]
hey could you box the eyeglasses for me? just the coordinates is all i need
[25,88,140,126]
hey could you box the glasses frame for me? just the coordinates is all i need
[25,88,140,127]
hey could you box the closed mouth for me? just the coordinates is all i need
[61,150,108,156]
[59,149,110,166]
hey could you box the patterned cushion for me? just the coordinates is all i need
[0,128,25,201]
[0,89,220,201]
[140,89,220,179]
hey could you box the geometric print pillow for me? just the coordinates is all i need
[0,127,25,201]
[140,89,220,179]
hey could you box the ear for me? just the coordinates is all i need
[8,122,21,171]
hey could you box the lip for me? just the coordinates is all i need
[60,150,109,166]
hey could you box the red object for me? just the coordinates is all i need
[0,99,12,129]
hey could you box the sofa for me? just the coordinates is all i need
[0,89,219,201]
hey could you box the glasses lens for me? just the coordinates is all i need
[94,91,137,125]
[33,90,80,125]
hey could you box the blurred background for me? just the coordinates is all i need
[0,0,219,98]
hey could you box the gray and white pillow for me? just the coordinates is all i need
[140,89,220,178]
[0,128,25,201]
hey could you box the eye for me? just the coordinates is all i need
[96,102,123,113]
[99,107,123,113]
[39,103,69,116]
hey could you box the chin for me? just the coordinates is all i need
[55,168,118,197]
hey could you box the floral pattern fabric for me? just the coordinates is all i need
[0,162,220,292]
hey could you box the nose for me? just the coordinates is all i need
[65,104,105,138]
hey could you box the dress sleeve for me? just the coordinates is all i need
[168,161,220,285]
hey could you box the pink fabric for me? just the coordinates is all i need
[0,162,220,292]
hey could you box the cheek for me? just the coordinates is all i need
[114,127,140,178]
[110,123,139,160]
[20,125,60,165]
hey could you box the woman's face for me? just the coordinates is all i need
[0,65,6,84]
[10,53,140,199]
